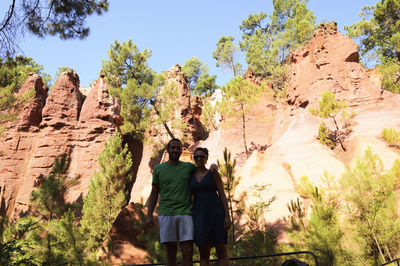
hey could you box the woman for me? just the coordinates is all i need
[190,147,231,266]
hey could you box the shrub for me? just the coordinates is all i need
[382,128,400,147]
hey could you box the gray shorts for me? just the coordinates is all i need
[158,215,194,243]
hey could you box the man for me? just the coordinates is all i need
[146,138,197,266]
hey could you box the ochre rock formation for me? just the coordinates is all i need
[287,22,382,109]
[0,71,123,219]
[15,74,48,130]
[154,64,206,144]
[129,24,400,246]
[2,22,400,263]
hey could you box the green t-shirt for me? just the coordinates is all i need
[152,161,197,216]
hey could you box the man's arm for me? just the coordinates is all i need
[146,184,159,227]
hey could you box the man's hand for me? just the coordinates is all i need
[209,163,218,173]
[146,215,154,227]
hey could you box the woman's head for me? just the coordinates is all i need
[193,147,208,167]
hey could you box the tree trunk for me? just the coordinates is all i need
[331,115,346,151]
[227,179,236,255]
[367,219,386,263]
[152,103,175,139]
[241,104,249,157]
[231,59,236,77]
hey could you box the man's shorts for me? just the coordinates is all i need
[158,215,194,243]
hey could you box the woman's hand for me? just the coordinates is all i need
[224,216,231,229]
[209,163,218,173]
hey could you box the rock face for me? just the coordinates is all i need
[287,22,382,109]
[0,71,123,219]
[15,74,48,131]
[129,24,400,247]
[155,64,206,144]
[2,22,400,263]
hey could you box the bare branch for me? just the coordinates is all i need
[0,0,16,32]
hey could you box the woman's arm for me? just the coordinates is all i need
[211,168,231,229]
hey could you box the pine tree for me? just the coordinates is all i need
[309,90,347,151]
[219,76,262,156]
[381,128,400,147]
[340,148,400,264]
[212,36,242,77]
[102,39,154,137]
[200,101,218,133]
[285,173,352,266]
[0,216,40,265]
[217,148,240,251]
[102,39,181,140]
[181,56,218,96]
[345,0,400,93]
[28,154,83,265]
[239,0,315,77]
[81,131,133,255]
[31,154,80,221]
[1,0,109,58]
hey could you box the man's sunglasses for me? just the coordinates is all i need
[193,155,206,160]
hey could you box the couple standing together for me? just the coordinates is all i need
[146,138,231,266]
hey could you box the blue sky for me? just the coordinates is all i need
[9,0,377,87]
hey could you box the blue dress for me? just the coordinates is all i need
[190,171,227,246]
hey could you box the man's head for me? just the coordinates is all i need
[167,138,182,162]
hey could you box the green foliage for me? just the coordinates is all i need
[318,122,336,149]
[239,0,315,77]
[217,149,239,243]
[219,76,262,155]
[270,0,316,59]
[379,57,400,93]
[81,131,133,254]
[31,154,80,220]
[270,64,290,96]
[238,184,278,263]
[212,36,242,77]
[0,217,40,265]
[52,210,86,265]
[200,101,218,133]
[27,154,85,265]
[340,148,400,264]
[382,128,400,147]
[0,56,50,135]
[345,0,400,93]
[285,172,353,266]
[102,39,154,137]
[181,56,218,96]
[102,39,153,89]
[0,56,49,110]
[102,39,181,140]
[217,150,278,263]
[152,77,187,138]
[309,91,345,119]
[1,0,109,58]
[309,90,347,151]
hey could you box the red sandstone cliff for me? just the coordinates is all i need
[0,70,122,219]
[1,22,400,265]
[129,23,400,252]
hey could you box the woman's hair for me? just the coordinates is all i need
[194,147,209,157]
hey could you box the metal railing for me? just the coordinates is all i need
[129,250,319,266]
[381,258,400,266]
